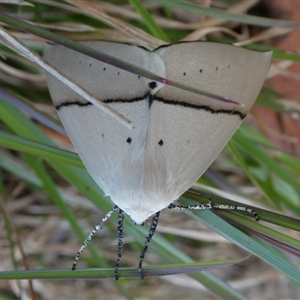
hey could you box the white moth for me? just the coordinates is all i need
[44,41,272,278]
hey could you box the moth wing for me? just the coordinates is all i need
[44,41,164,197]
[142,42,272,203]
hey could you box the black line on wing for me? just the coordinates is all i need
[103,95,149,104]
[154,96,245,119]
[55,101,92,110]
[55,93,245,119]
[55,95,148,110]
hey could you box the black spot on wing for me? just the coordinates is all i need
[149,81,157,89]
[126,137,132,143]
[158,139,163,146]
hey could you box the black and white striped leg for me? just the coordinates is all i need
[168,202,213,210]
[168,202,259,221]
[215,203,259,220]
[72,205,118,270]
[115,208,124,280]
[138,211,160,279]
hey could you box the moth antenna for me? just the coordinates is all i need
[115,208,124,280]
[138,211,160,279]
[169,202,259,221]
[72,205,118,270]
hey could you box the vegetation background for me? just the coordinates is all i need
[0,0,300,299]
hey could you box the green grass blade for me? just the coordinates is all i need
[234,135,300,193]
[0,131,83,168]
[0,259,244,280]
[129,0,169,42]
[180,199,300,284]
[218,211,300,254]
[155,0,300,29]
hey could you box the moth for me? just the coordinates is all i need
[44,41,271,279]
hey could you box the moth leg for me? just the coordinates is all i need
[72,205,118,270]
[138,211,160,279]
[115,208,124,280]
[168,202,212,210]
[168,202,259,221]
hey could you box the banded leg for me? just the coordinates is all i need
[138,211,160,279]
[115,208,124,280]
[72,205,118,270]
[168,202,259,221]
